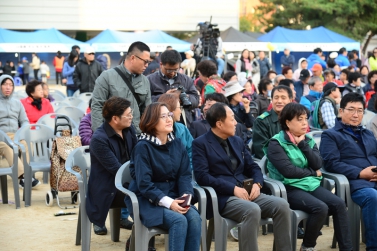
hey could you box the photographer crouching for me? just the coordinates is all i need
[148,50,199,128]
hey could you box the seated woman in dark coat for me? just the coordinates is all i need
[264,103,352,251]
[125,102,201,251]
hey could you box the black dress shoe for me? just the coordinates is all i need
[120,218,134,230]
[297,227,305,239]
[93,224,107,235]
[125,235,156,251]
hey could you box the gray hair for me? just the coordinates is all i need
[308,76,322,86]
[273,74,285,85]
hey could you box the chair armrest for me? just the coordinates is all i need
[193,182,206,210]
[201,186,221,220]
[263,177,283,198]
[321,169,349,201]
[263,176,288,200]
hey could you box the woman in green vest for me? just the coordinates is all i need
[264,103,352,251]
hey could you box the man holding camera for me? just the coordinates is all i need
[148,49,199,128]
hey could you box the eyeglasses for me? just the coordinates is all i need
[134,55,152,65]
[343,108,364,115]
[121,111,133,119]
[160,112,173,120]
[163,65,180,73]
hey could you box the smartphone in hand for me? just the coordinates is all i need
[176,194,192,208]
[243,178,254,195]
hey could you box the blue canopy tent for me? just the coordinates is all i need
[0,28,86,53]
[88,29,191,52]
[258,26,360,73]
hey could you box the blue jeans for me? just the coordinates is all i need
[351,188,377,251]
[67,88,76,97]
[121,207,129,219]
[216,58,225,75]
[157,206,201,251]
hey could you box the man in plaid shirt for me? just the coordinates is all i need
[319,82,342,129]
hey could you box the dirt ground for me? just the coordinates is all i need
[0,84,366,251]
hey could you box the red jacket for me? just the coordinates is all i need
[21,97,54,124]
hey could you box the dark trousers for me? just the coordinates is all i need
[23,73,29,85]
[286,185,352,250]
[33,69,39,80]
[55,71,62,85]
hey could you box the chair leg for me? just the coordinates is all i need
[0,176,8,204]
[43,171,48,184]
[206,218,214,251]
[11,173,20,209]
[110,208,121,242]
[291,212,298,251]
[24,168,32,207]
[75,205,82,245]
[81,202,91,251]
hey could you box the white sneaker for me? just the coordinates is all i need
[230,227,238,241]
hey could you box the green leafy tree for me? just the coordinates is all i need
[240,16,252,32]
[256,0,377,52]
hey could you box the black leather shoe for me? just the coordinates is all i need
[93,224,107,235]
[297,227,305,239]
[120,218,134,230]
[125,235,156,251]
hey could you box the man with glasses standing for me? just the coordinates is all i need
[73,46,103,93]
[91,41,152,133]
[147,49,199,128]
[320,92,377,251]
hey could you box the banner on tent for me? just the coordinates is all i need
[0,43,72,53]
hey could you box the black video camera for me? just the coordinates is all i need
[177,85,192,109]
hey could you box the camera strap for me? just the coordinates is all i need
[114,67,142,107]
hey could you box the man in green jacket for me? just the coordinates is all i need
[252,85,292,159]
[91,42,152,133]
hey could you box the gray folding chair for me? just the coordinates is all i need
[77,102,89,114]
[63,97,86,107]
[78,92,92,104]
[306,131,323,148]
[49,89,67,99]
[13,90,28,99]
[321,169,361,251]
[201,159,278,251]
[73,90,80,98]
[55,106,85,126]
[51,101,70,112]
[0,130,21,209]
[13,124,55,207]
[115,162,169,251]
[65,146,121,251]
[37,113,79,136]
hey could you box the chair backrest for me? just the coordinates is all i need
[362,109,375,127]
[258,156,268,175]
[49,92,66,102]
[306,131,323,148]
[65,146,91,193]
[37,113,78,136]
[13,90,27,99]
[49,89,66,98]
[14,124,55,163]
[77,102,89,114]
[72,89,80,98]
[51,101,70,111]
[78,92,92,104]
[55,106,85,125]
[63,97,85,107]
[116,161,131,187]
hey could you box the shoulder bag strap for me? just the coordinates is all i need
[114,67,141,107]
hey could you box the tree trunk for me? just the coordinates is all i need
[362,32,375,55]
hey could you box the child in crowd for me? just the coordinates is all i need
[40,61,50,83]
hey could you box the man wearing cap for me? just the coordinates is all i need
[311,63,324,81]
[300,76,323,110]
[294,69,311,102]
[73,46,103,93]
[252,85,293,159]
[148,49,199,128]
[280,48,295,69]
[307,48,327,70]
[318,82,341,129]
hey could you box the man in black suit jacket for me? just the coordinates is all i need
[192,103,292,251]
[86,97,138,235]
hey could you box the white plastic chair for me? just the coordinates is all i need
[306,131,323,148]
[55,106,85,126]
[51,101,70,112]
[63,97,86,107]
[73,90,80,98]
[78,92,92,104]
[37,113,79,136]
[13,124,55,207]
[0,130,21,209]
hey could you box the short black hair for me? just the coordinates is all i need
[340,69,349,77]
[367,70,377,83]
[102,96,131,123]
[25,80,43,97]
[327,58,336,68]
[314,48,322,54]
[266,70,277,79]
[348,72,361,83]
[339,47,347,54]
[279,79,294,88]
[197,60,217,77]
[348,52,355,60]
[282,66,292,76]
[258,78,272,94]
[127,41,150,57]
[271,85,293,99]
[223,71,237,82]
[206,102,228,128]
[204,93,229,105]
[160,49,182,65]
[324,70,335,78]
[340,92,365,109]
[279,103,309,131]
[72,45,80,50]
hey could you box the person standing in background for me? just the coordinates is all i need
[39,61,50,84]
[280,48,295,69]
[22,57,30,85]
[258,51,272,78]
[30,53,40,80]
[53,51,65,85]
[63,50,79,97]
